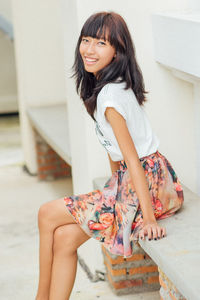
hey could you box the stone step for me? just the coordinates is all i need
[93,177,199,300]
[27,104,71,165]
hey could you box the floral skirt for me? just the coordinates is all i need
[63,150,184,258]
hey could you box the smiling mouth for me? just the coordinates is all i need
[84,57,98,65]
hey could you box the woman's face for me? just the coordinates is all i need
[79,36,116,76]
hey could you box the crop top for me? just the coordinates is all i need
[94,80,160,161]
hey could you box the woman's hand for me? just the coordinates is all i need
[138,220,166,241]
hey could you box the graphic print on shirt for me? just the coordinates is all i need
[95,121,112,150]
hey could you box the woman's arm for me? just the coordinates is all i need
[105,107,166,240]
[107,153,120,174]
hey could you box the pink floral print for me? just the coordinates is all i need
[64,151,184,258]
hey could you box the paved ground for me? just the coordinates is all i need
[0,115,160,299]
[0,115,23,167]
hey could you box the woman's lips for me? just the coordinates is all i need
[84,56,98,65]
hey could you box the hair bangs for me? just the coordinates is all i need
[80,13,114,45]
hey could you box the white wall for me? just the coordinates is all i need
[12,0,198,194]
[61,0,111,194]
[12,0,67,173]
[12,0,66,106]
[0,26,18,113]
[190,0,200,9]
[0,0,12,22]
[0,0,17,113]
[71,0,195,192]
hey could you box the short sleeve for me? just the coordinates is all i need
[97,82,129,123]
[101,101,128,122]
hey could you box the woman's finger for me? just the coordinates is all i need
[144,226,148,237]
[151,225,158,240]
[157,226,162,239]
[147,226,152,240]
[161,226,167,237]
[139,229,145,240]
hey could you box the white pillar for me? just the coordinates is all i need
[190,0,200,9]
[61,0,110,195]
[11,0,67,174]
[171,70,200,195]
[193,83,200,195]
[12,0,37,174]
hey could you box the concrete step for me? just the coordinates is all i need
[27,104,71,164]
[93,176,200,300]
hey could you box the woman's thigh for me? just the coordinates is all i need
[38,197,79,229]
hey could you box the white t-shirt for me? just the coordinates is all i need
[94,81,160,161]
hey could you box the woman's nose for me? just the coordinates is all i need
[85,41,95,55]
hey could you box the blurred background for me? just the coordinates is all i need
[0,0,200,299]
[0,0,199,193]
[0,0,22,167]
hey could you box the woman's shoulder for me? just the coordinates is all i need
[100,80,125,93]
[98,80,133,103]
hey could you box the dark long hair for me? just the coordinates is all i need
[73,11,148,121]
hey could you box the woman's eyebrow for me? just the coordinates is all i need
[97,36,108,41]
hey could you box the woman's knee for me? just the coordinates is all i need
[38,202,53,228]
[53,224,89,255]
[53,226,77,255]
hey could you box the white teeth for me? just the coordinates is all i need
[85,58,97,62]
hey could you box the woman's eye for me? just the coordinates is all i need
[98,41,106,45]
[82,38,89,43]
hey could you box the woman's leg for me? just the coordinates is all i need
[35,197,90,300]
[49,224,90,300]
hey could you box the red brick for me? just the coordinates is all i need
[37,150,46,156]
[147,275,160,284]
[101,245,107,254]
[169,292,177,300]
[169,290,186,300]
[60,163,69,169]
[159,276,168,291]
[104,260,126,276]
[106,253,125,265]
[159,271,186,300]
[102,245,146,265]
[38,173,47,180]
[107,272,143,289]
[39,165,56,171]
[34,130,71,180]
[129,265,158,275]
[37,158,42,164]
[170,291,180,300]
[47,149,55,155]
[102,247,126,265]
[144,253,152,259]
[54,170,70,177]
[126,253,145,261]
[45,157,57,164]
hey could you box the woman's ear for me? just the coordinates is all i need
[114,53,117,58]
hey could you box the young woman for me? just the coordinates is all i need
[35,11,184,300]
